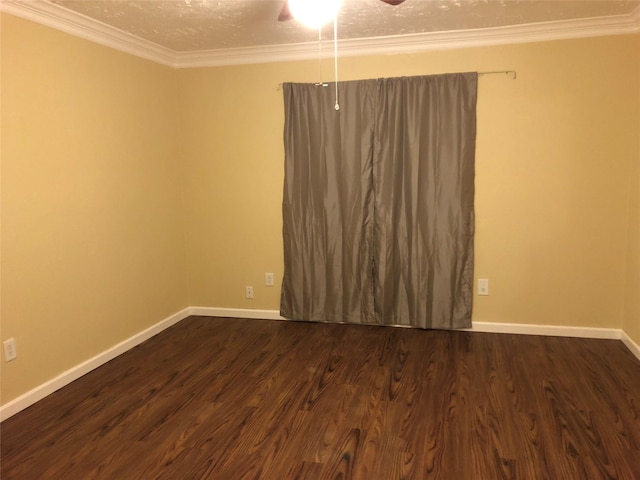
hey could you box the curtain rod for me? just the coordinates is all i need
[479,70,517,79]
[277,70,517,90]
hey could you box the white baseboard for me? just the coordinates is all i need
[188,306,286,320]
[3,306,638,421]
[189,307,639,361]
[621,330,640,360]
[0,307,191,422]
[467,321,621,339]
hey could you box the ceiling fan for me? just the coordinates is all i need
[278,0,406,22]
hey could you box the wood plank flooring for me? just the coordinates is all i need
[2,316,639,479]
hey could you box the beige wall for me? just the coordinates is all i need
[622,33,640,345]
[180,34,640,332]
[2,11,639,408]
[1,15,188,404]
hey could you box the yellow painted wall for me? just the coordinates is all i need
[622,33,640,346]
[1,11,639,409]
[179,34,640,330]
[0,15,188,404]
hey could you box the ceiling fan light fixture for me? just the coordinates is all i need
[288,0,343,29]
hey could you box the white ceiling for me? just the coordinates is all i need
[2,0,640,67]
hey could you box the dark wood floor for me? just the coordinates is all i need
[2,316,639,479]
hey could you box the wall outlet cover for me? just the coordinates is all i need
[3,338,17,362]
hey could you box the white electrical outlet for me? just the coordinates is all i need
[3,338,17,362]
[265,272,274,287]
[478,278,489,296]
[245,286,254,299]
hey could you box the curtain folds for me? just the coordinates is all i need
[281,73,477,329]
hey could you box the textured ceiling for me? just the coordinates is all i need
[46,0,640,52]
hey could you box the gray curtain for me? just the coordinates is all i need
[281,73,477,329]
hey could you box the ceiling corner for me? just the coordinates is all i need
[0,0,179,67]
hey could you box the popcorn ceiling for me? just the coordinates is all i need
[46,0,640,52]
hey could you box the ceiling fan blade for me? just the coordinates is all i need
[278,0,293,21]
[380,0,406,5]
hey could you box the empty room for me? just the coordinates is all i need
[1,0,639,478]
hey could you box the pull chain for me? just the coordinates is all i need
[315,26,328,87]
[333,15,339,111]
[318,26,323,85]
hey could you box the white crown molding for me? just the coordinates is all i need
[1,0,639,68]
[181,6,640,68]
[0,0,176,66]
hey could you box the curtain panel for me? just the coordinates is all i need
[281,73,478,329]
